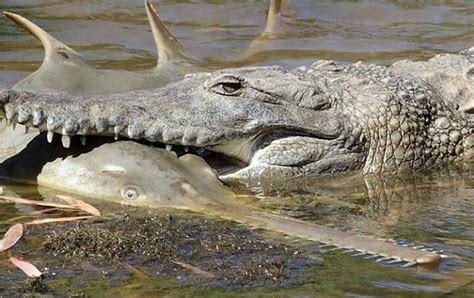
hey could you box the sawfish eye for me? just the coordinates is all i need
[206,74,247,96]
[121,185,140,200]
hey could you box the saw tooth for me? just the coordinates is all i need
[47,131,54,143]
[61,135,71,148]
[412,245,425,249]
[352,251,368,257]
[80,136,87,146]
[363,254,380,260]
[375,257,392,262]
[401,260,417,268]
[342,249,355,254]
[386,258,403,265]
[318,244,334,249]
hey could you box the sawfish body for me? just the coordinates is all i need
[0,137,441,267]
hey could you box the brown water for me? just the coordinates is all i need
[0,0,473,296]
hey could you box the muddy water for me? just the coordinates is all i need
[0,0,473,296]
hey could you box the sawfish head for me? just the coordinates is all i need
[0,135,235,210]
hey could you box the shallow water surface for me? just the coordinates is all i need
[0,0,473,296]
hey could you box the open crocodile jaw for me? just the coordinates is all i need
[0,67,349,182]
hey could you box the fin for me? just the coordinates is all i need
[3,11,88,67]
[144,1,195,65]
[237,0,294,61]
[264,0,285,34]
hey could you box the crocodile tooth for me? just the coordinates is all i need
[166,144,173,152]
[6,119,11,126]
[80,136,87,146]
[114,126,122,140]
[12,122,16,131]
[24,126,29,134]
[5,109,15,120]
[32,110,44,126]
[61,135,71,148]
[17,111,29,123]
[47,131,54,143]
[128,124,143,139]
[63,120,78,135]
[184,147,190,152]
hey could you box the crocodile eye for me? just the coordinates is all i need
[206,74,247,96]
[121,186,140,200]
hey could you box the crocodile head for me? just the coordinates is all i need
[0,61,472,183]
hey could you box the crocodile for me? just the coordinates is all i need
[1,48,471,181]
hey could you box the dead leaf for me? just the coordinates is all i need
[26,216,93,225]
[0,195,76,210]
[9,257,42,277]
[0,223,23,251]
[173,261,215,278]
[56,195,101,216]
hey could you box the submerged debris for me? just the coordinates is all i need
[41,213,316,287]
